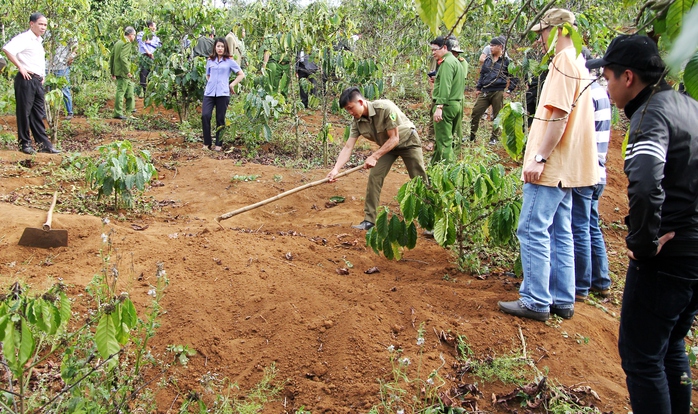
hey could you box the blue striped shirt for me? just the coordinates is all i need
[591,82,611,184]
[204,57,241,97]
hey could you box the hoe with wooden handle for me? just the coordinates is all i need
[215,165,364,224]
[18,191,69,248]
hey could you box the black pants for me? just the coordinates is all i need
[139,67,149,94]
[14,74,52,151]
[619,255,698,413]
[297,71,317,109]
[202,95,230,147]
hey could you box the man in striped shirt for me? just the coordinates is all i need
[571,80,612,301]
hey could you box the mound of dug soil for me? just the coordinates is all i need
[1,109,692,412]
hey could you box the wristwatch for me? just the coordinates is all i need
[534,154,547,163]
[436,105,443,110]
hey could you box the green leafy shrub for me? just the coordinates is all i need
[0,130,14,149]
[86,140,157,210]
[72,80,113,118]
[367,150,522,270]
[494,102,526,160]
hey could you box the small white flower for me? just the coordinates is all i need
[102,217,110,225]
[397,410,405,414]
[387,345,395,352]
[147,289,156,297]
[101,233,108,243]
[400,357,410,366]
[416,337,425,346]
[426,378,434,385]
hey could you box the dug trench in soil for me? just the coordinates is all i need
[1,104,696,413]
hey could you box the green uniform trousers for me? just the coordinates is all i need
[114,77,135,117]
[364,144,427,223]
[432,102,462,164]
[470,90,504,141]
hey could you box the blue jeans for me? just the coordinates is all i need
[619,255,698,414]
[589,185,610,290]
[52,67,73,115]
[517,183,575,312]
[572,186,593,296]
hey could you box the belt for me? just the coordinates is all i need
[25,72,44,81]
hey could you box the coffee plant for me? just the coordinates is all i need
[367,153,522,269]
[86,140,157,210]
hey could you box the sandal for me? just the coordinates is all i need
[213,146,222,152]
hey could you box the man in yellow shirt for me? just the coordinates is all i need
[498,8,597,321]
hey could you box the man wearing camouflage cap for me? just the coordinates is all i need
[498,8,597,322]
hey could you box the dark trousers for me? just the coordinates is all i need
[139,54,153,96]
[14,74,52,151]
[619,255,698,414]
[139,67,149,94]
[202,95,230,147]
[297,71,317,109]
[469,90,503,141]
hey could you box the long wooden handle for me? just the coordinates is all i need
[43,191,58,231]
[216,165,364,223]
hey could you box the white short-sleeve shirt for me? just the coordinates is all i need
[3,30,46,75]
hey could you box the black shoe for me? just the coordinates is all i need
[114,115,127,120]
[498,300,549,321]
[39,147,61,154]
[489,138,498,145]
[21,147,36,155]
[351,220,375,231]
[551,306,574,319]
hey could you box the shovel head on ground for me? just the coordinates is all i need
[18,191,69,248]
[18,227,68,248]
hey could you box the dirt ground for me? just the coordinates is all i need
[0,99,694,413]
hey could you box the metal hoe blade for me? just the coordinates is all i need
[18,228,69,248]
[18,191,69,248]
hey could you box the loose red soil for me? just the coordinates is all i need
[0,99,694,413]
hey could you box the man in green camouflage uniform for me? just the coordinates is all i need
[447,36,469,146]
[430,36,465,164]
[328,87,427,231]
[110,26,136,119]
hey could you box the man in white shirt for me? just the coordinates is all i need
[2,12,60,154]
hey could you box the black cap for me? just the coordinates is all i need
[586,35,665,71]
[490,37,504,46]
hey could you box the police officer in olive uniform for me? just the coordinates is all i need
[447,36,469,145]
[430,36,465,164]
[328,87,427,231]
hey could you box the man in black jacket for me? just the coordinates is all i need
[587,35,698,414]
[469,36,516,144]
